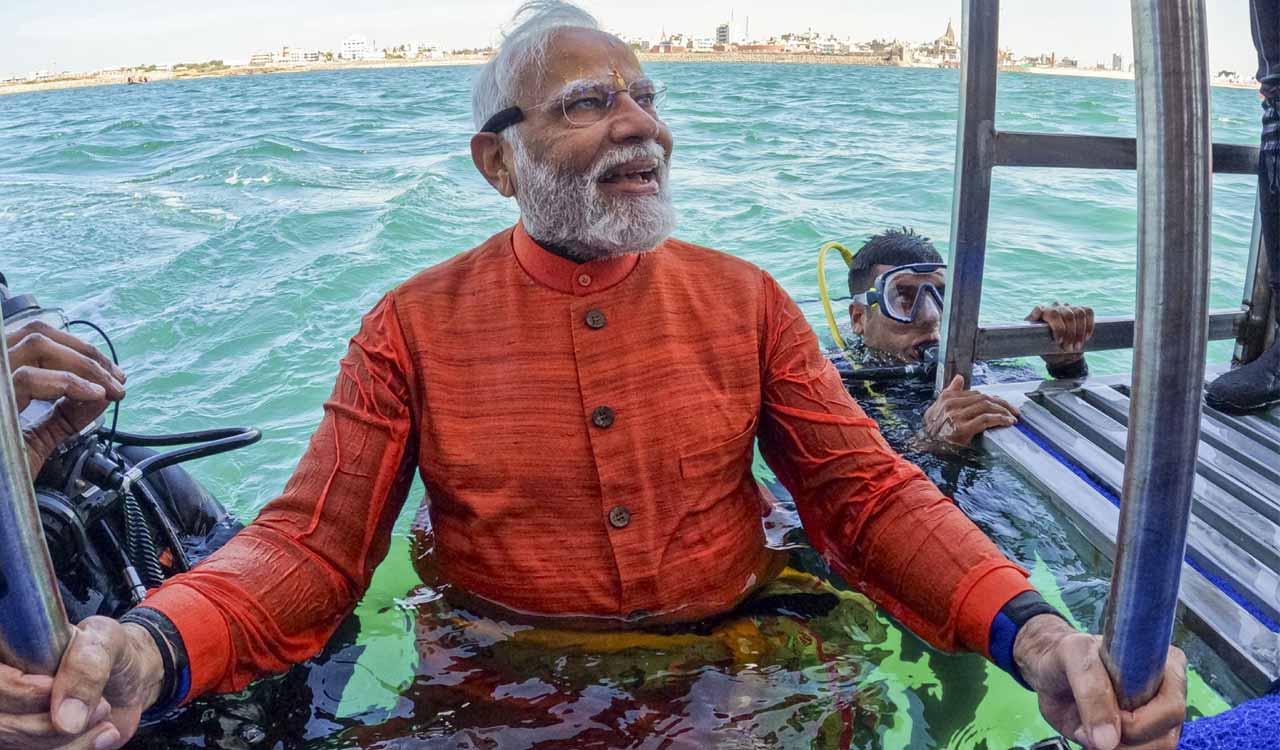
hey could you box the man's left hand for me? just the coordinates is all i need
[1026,303,1095,369]
[1015,614,1186,750]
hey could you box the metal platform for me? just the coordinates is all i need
[980,370,1280,694]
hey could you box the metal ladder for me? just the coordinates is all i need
[944,0,1280,699]
[940,1,1267,388]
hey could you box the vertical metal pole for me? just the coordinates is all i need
[1236,194,1273,364]
[938,0,999,393]
[0,333,70,675]
[1102,0,1212,710]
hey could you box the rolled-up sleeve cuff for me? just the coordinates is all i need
[953,563,1034,659]
[140,583,233,703]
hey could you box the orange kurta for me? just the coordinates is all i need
[141,223,1033,700]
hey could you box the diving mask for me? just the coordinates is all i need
[851,263,947,325]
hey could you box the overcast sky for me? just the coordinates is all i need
[0,1,1263,81]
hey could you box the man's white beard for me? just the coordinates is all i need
[509,135,677,261]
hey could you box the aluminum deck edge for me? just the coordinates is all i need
[978,368,1280,694]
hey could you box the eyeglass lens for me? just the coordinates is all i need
[561,79,666,126]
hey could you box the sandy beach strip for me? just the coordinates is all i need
[0,53,1259,98]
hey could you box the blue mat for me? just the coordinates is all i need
[1181,690,1280,749]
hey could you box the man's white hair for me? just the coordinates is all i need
[472,0,603,131]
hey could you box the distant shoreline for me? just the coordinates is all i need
[0,53,1259,98]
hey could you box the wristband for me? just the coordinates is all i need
[120,607,190,722]
[989,591,1069,690]
[1046,356,1089,380]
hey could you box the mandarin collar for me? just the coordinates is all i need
[512,221,643,296]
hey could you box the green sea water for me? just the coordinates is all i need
[0,63,1266,748]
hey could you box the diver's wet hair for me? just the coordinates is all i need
[847,227,944,296]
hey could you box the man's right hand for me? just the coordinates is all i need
[922,375,1020,447]
[0,616,164,750]
[8,320,125,477]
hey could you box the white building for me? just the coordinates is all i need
[249,52,275,66]
[691,37,715,52]
[342,35,371,60]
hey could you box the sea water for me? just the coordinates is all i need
[0,63,1263,748]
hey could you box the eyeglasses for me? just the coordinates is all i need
[480,77,668,134]
[851,263,948,325]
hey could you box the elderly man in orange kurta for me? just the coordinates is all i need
[0,4,1187,750]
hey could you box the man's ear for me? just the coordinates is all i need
[849,304,866,336]
[470,132,515,197]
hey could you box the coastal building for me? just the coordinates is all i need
[249,52,275,66]
[1060,56,1079,68]
[279,46,307,65]
[341,35,372,61]
[716,23,731,45]
[917,19,959,66]
[691,37,715,52]
[1112,53,1123,71]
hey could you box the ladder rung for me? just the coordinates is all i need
[974,309,1243,360]
[993,131,1259,175]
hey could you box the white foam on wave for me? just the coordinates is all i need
[155,189,185,208]
[224,166,272,186]
[192,207,239,221]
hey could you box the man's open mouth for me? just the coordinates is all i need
[598,159,660,185]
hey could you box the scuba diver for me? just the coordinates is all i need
[819,228,1096,448]
[2,275,252,641]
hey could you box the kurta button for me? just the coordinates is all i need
[585,309,607,329]
[577,273,592,287]
[608,505,631,528]
[591,405,615,428]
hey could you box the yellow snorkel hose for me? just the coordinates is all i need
[817,241,855,352]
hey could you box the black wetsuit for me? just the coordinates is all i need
[1254,0,1280,294]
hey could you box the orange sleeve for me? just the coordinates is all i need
[140,292,420,698]
[754,273,1032,658]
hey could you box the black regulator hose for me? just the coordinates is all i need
[841,345,940,384]
[122,488,165,589]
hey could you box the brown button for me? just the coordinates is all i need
[585,309,607,329]
[608,505,631,528]
[591,405,615,428]
[577,273,592,287]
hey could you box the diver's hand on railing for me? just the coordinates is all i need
[1014,614,1187,750]
[922,375,1020,447]
[0,616,164,750]
[1026,302,1095,368]
[8,321,126,476]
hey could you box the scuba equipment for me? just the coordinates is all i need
[841,343,940,384]
[851,263,947,325]
[817,241,855,351]
[816,242,942,383]
[3,278,260,623]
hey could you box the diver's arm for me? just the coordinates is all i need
[135,291,420,703]
[754,272,1034,656]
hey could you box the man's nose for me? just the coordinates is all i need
[607,93,660,143]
